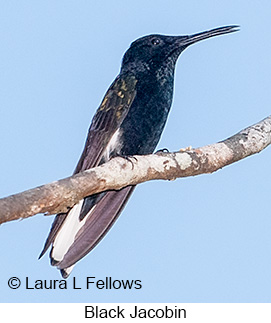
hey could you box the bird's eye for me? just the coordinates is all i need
[151,38,160,45]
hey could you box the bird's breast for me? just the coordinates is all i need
[119,79,174,155]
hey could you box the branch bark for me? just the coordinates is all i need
[1,116,270,225]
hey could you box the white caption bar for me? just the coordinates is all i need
[1,303,270,322]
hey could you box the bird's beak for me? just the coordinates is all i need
[179,25,240,47]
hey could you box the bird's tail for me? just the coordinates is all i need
[39,186,135,278]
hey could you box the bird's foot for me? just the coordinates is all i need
[112,154,137,169]
[155,148,170,155]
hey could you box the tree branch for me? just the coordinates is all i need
[1,116,270,225]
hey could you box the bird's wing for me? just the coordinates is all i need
[74,74,138,173]
[39,74,137,264]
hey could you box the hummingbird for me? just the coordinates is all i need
[39,25,239,278]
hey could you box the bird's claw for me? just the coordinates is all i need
[112,154,137,169]
[155,148,170,155]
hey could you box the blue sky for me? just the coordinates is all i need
[0,1,271,302]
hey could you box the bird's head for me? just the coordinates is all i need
[121,25,239,80]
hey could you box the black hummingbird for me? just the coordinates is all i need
[40,25,239,278]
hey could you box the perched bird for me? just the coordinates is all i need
[40,25,239,278]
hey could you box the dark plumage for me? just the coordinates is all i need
[40,25,239,278]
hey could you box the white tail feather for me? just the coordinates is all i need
[51,199,87,263]
[61,265,75,278]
